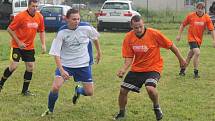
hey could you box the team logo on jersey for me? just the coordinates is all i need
[194,21,204,26]
[133,45,148,52]
[13,53,18,59]
[27,22,38,29]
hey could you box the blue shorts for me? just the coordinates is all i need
[55,66,92,83]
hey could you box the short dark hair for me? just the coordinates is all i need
[28,0,38,6]
[130,15,142,25]
[66,9,79,18]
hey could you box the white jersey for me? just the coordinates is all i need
[49,24,99,68]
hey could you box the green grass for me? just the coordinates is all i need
[0,28,215,121]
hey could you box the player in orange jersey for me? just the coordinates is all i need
[0,0,46,96]
[176,2,215,78]
[114,15,186,121]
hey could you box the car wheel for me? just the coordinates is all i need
[97,25,104,32]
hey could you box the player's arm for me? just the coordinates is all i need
[176,24,185,41]
[169,44,187,68]
[209,30,215,48]
[93,39,101,64]
[54,56,70,80]
[39,31,46,54]
[7,27,25,49]
[117,57,133,78]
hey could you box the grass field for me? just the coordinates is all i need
[0,28,215,121]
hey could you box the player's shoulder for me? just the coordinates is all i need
[78,22,93,30]
[79,22,91,26]
[203,13,210,18]
[16,10,27,17]
[146,28,161,34]
[35,11,44,18]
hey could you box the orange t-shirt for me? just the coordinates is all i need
[182,12,214,45]
[9,10,45,50]
[122,28,173,73]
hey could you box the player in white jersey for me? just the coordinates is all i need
[41,9,101,116]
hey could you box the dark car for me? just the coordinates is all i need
[40,5,71,31]
[209,2,215,27]
[0,0,28,29]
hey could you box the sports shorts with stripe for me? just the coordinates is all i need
[55,66,93,83]
[121,71,160,93]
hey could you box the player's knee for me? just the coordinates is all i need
[85,90,93,96]
[194,52,200,57]
[26,64,34,72]
[119,87,129,96]
[145,86,155,93]
[9,64,17,71]
[52,85,61,92]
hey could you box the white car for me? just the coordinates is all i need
[97,0,140,31]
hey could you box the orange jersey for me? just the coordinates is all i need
[122,28,173,73]
[182,12,214,45]
[9,10,45,50]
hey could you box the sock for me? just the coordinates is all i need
[180,68,185,73]
[48,91,59,112]
[21,71,32,93]
[0,67,13,87]
[119,109,125,116]
[194,69,198,75]
[154,104,160,109]
[76,86,86,96]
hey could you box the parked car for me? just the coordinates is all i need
[97,0,140,31]
[71,4,86,9]
[37,3,52,12]
[40,5,71,31]
[209,2,215,27]
[0,0,28,29]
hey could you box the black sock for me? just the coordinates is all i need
[21,71,32,93]
[180,68,185,73]
[119,109,125,115]
[154,104,160,109]
[194,69,198,75]
[0,67,13,87]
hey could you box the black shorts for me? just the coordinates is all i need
[189,42,200,49]
[11,48,35,62]
[121,71,160,93]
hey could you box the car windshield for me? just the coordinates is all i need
[41,7,62,14]
[103,2,129,10]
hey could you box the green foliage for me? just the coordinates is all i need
[0,29,215,121]
[138,8,192,23]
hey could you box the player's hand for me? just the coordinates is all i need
[117,68,126,78]
[41,45,46,54]
[18,42,26,49]
[180,58,187,69]
[60,69,70,80]
[95,51,101,64]
[176,35,181,41]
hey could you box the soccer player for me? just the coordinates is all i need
[41,9,101,116]
[176,2,215,78]
[114,15,186,121]
[0,0,46,96]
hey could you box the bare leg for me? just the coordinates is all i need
[186,49,194,66]
[82,82,94,96]
[118,87,129,110]
[114,87,129,120]
[192,48,200,70]
[146,85,163,120]
[145,86,159,106]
